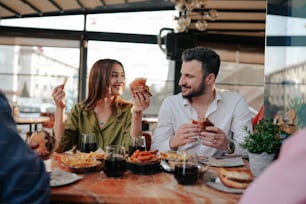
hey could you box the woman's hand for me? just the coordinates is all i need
[132,91,150,113]
[52,84,66,109]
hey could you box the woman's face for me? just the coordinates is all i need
[109,63,126,96]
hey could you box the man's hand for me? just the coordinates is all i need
[170,123,201,150]
[199,126,229,150]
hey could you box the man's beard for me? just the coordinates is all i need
[182,81,206,99]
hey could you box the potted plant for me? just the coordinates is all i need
[241,118,281,176]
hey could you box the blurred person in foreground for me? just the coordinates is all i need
[239,128,306,204]
[52,59,150,152]
[152,47,252,156]
[0,91,50,203]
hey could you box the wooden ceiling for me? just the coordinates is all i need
[0,0,267,37]
[0,0,173,18]
[1,0,305,38]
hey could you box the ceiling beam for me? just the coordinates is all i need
[0,1,21,17]
[21,0,43,16]
[48,0,64,13]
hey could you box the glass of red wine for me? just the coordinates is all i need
[79,133,97,153]
[128,136,147,156]
[174,151,199,185]
[104,145,127,177]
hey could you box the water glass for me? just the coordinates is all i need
[79,133,97,153]
[174,151,199,185]
[104,145,127,177]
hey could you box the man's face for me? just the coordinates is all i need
[178,60,206,99]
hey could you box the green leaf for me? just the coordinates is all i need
[240,118,281,154]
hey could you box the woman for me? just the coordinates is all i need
[52,59,150,152]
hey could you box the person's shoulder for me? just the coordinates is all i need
[217,89,244,100]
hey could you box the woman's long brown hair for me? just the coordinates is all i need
[82,59,130,113]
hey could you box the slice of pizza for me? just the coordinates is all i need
[28,130,56,160]
[129,77,152,96]
[192,117,214,131]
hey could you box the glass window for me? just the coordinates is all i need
[0,15,84,31]
[87,11,176,35]
[0,42,80,119]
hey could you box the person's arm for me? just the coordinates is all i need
[130,107,143,137]
[130,91,150,137]
[0,92,50,203]
[231,96,253,155]
[151,98,175,152]
[51,84,66,151]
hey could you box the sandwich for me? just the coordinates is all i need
[129,77,152,96]
[28,130,56,160]
[192,117,214,131]
[218,167,253,189]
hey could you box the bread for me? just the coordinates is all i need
[129,77,152,96]
[218,167,253,189]
[28,130,56,159]
[192,117,214,131]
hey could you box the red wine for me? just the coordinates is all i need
[136,145,146,151]
[174,164,198,185]
[80,142,97,153]
[128,145,146,156]
[104,157,126,177]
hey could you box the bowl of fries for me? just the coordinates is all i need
[61,152,103,173]
[126,150,161,175]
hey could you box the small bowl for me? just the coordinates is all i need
[126,161,161,175]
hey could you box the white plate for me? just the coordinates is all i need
[201,156,244,167]
[206,177,245,194]
[50,168,83,187]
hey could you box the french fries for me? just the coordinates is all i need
[63,77,68,87]
[61,152,99,168]
[128,149,160,164]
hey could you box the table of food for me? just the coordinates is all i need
[50,149,251,204]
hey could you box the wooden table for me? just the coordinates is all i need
[50,153,243,204]
[14,116,50,135]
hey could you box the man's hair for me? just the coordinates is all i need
[182,47,220,78]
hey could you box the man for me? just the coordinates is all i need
[0,91,50,203]
[152,47,252,156]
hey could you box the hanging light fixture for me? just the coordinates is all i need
[172,0,218,32]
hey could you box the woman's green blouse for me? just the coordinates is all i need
[58,103,138,152]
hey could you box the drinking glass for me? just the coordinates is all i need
[79,133,97,153]
[104,145,127,177]
[174,151,199,185]
[128,136,147,156]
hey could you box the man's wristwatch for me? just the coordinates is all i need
[226,141,235,154]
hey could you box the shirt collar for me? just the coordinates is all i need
[180,88,223,107]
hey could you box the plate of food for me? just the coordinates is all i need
[206,167,253,194]
[127,149,161,175]
[200,156,245,167]
[61,152,103,173]
[50,168,83,187]
[160,151,192,161]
